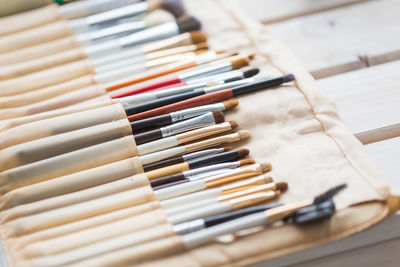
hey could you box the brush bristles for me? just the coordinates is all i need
[177,16,202,33]
[190,31,207,44]
[276,182,288,191]
[143,10,175,27]
[229,121,239,129]
[238,130,251,140]
[223,100,239,110]
[260,162,272,173]
[161,0,185,18]
[239,158,255,165]
[212,110,225,124]
[243,68,260,78]
[223,146,232,151]
[313,184,347,204]
[231,57,250,70]
[195,42,209,50]
[237,148,250,157]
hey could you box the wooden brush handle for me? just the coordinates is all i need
[145,162,189,180]
[130,114,172,133]
[134,129,163,145]
[150,173,186,187]
[143,156,184,172]
[128,90,233,122]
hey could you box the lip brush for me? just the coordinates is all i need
[143,147,230,171]
[128,74,295,121]
[139,130,251,165]
[147,148,248,181]
[130,100,238,133]
[136,121,238,155]
[154,162,271,200]
[134,110,224,145]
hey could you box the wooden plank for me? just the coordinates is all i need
[237,0,368,24]
[317,60,400,144]
[265,0,400,78]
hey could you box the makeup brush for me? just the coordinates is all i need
[173,203,281,235]
[152,159,255,189]
[130,100,238,133]
[108,56,249,95]
[166,182,287,216]
[84,16,201,59]
[128,74,295,121]
[154,162,270,200]
[147,148,248,182]
[143,147,230,171]
[168,190,281,225]
[139,130,251,165]
[161,175,273,209]
[118,68,257,107]
[134,110,224,145]
[67,0,185,34]
[137,121,238,155]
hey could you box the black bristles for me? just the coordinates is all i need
[161,0,186,18]
[313,184,347,204]
[177,16,202,33]
[243,68,260,78]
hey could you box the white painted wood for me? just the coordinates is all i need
[265,0,400,78]
[317,60,400,144]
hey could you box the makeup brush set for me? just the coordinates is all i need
[0,0,385,266]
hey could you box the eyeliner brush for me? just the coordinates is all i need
[130,100,238,133]
[147,148,249,182]
[134,110,224,145]
[143,147,230,172]
[128,74,296,121]
[139,130,251,165]
[137,121,238,155]
[150,158,254,185]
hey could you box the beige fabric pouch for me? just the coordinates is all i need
[0,0,53,18]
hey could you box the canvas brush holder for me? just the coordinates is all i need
[0,0,399,266]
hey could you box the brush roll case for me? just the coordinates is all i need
[0,0,399,266]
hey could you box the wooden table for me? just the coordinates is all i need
[238,0,400,266]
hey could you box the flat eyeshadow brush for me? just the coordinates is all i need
[136,121,238,155]
[128,74,295,121]
[148,148,249,183]
[173,203,281,235]
[160,175,274,210]
[134,110,224,145]
[146,159,255,184]
[154,162,271,200]
[118,68,258,107]
[139,130,251,165]
[130,100,238,133]
[143,147,230,171]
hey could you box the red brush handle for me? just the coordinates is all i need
[147,81,188,93]
[111,77,182,99]
[128,89,234,122]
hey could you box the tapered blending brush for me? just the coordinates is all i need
[136,121,238,155]
[108,55,249,95]
[139,130,251,165]
[118,69,258,107]
[154,162,271,200]
[152,159,255,189]
[160,175,274,209]
[143,147,230,171]
[134,110,224,145]
[165,182,288,216]
[130,100,238,133]
[128,74,295,121]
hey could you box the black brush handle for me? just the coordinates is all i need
[150,173,186,187]
[125,90,205,116]
[133,129,163,145]
[204,204,281,227]
[188,150,240,169]
[143,156,184,172]
[232,74,294,96]
[153,177,189,190]
[130,114,172,133]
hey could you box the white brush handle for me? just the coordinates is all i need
[155,180,206,201]
[137,137,178,156]
[161,188,221,210]
[139,146,186,165]
[169,202,232,225]
[91,48,145,68]
[182,212,269,249]
[165,198,219,217]
[94,64,146,84]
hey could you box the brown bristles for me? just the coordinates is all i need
[189,31,208,44]
[274,190,281,196]
[195,42,209,50]
[195,49,208,55]
[229,121,239,129]
[239,158,255,165]
[260,162,272,173]
[223,146,233,151]
[223,100,239,110]
[276,182,288,191]
[212,110,225,124]
[216,50,228,54]
[237,148,250,157]
[247,52,256,60]
[231,57,250,70]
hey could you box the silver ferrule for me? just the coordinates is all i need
[188,168,237,181]
[173,219,205,235]
[119,21,180,48]
[182,148,225,161]
[170,103,226,123]
[186,70,243,85]
[155,82,207,99]
[204,78,255,94]
[184,162,240,179]
[86,2,148,25]
[160,112,216,137]
[179,62,233,81]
